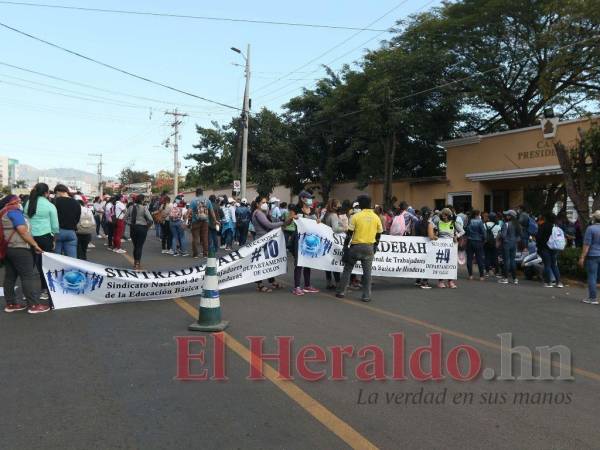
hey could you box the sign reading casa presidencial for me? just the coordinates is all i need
[295,218,457,280]
[41,228,287,309]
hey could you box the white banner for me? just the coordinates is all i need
[42,229,288,309]
[295,218,457,279]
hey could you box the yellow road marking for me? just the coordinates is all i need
[316,289,600,382]
[113,248,600,383]
[174,298,379,450]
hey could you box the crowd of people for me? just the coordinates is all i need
[2,182,600,314]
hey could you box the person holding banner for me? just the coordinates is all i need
[428,208,462,289]
[323,198,346,290]
[289,191,321,296]
[252,196,283,292]
[336,194,382,303]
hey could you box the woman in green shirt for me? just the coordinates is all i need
[25,183,59,302]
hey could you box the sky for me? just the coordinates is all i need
[0,0,442,179]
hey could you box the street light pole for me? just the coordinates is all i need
[240,44,251,200]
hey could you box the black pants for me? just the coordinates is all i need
[237,223,250,246]
[77,233,92,260]
[4,247,42,306]
[325,271,340,283]
[106,221,115,248]
[131,224,149,262]
[466,240,485,278]
[161,221,172,250]
[33,234,54,291]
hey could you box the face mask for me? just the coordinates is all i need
[260,203,269,212]
[354,208,361,213]
[305,199,313,207]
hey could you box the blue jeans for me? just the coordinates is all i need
[502,244,517,280]
[208,228,219,253]
[223,227,234,248]
[170,220,186,253]
[155,222,161,238]
[586,256,600,300]
[540,248,560,284]
[55,229,77,258]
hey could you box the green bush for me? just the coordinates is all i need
[558,247,587,280]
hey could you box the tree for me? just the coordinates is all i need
[554,120,600,227]
[13,180,27,189]
[118,168,152,186]
[399,0,600,132]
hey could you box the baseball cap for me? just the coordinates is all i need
[352,201,359,208]
[503,209,517,218]
[241,198,248,204]
[298,190,314,199]
[269,197,280,203]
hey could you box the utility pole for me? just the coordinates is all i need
[164,109,187,196]
[89,153,103,197]
[240,44,251,200]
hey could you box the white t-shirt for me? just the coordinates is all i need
[115,201,126,220]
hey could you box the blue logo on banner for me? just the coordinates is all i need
[299,232,333,258]
[46,269,104,295]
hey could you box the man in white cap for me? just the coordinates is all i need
[235,197,251,246]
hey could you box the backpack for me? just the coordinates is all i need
[527,216,538,235]
[236,206,251,225]
[0,205,18,262]
[547,225,566,251]
[77,207,96,235]
[170,205,183,221]
[390,212,407,236]
[484,223,496,248]
[191,198,208,223]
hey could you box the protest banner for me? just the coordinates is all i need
[295,218,457,279]
[42,228,287,309]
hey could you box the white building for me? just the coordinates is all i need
[0,155,19,188]
[38,176,95,196]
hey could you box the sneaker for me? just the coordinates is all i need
[40,290,50,301]
[437,281,447,288]
[544,283,554,288]
[513,279,519,285]
[161,250,169,254]
[28,304,51,314]
[107,247,113,251]
[4,303,27,313]
[180,252,189,257]
[97,234,102,239]
[292,287,305,296]
[88,243,96,248]
[420,283,432,289]
[335,293,345,299]
[171,252,179,256]
[414,281,422,287]
[115,249,127,254]
[361,297,371,303]
[448,281,457,289]
[303,286,320,293]
[555,282,564,288]
[582,298,599,305]
[498,278,509,284]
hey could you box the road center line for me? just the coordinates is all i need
[173,298,378,450]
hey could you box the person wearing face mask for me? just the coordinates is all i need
[428,207,463,289]
[251,196,283,292]
[25,182,59,303]
[323,198,346,289]
[288,190,320,296]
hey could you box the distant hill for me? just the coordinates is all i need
[18,164,105,185]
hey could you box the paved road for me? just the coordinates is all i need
[1,230,599,449]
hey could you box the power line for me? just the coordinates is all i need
[0,60,232,112]
[0,1,390,32]
[259,0,436,105]
[0,21,241,111]
[306,33,600,127]
[251,0,409,96]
